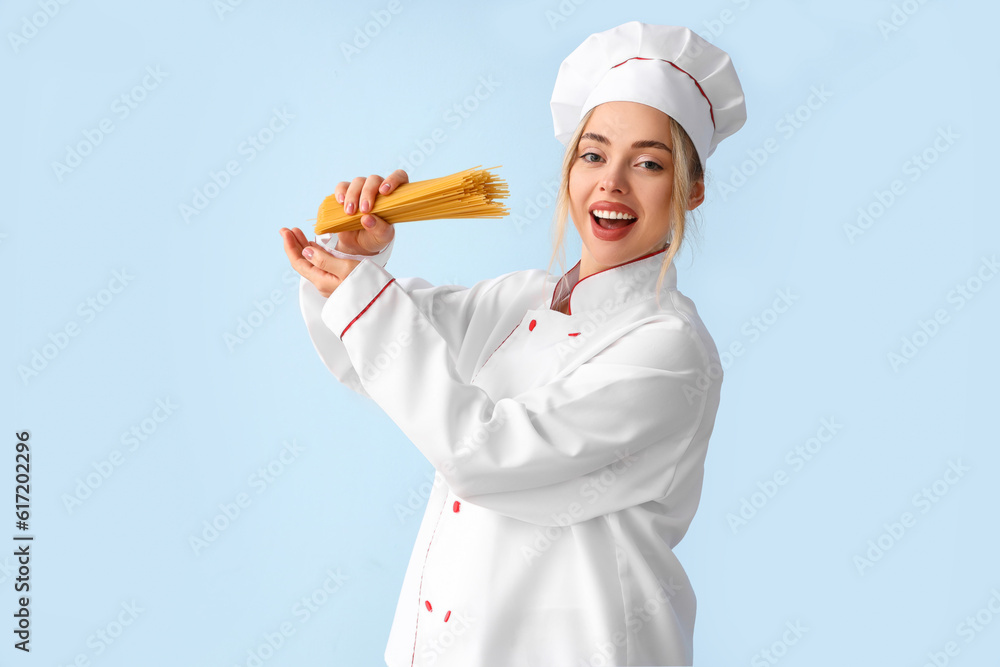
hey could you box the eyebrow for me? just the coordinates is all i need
[581,132,672,153]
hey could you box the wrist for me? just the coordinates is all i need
[334,240,378,257]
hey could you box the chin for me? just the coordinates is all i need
[586,240,637,264]
[575,216,652,266]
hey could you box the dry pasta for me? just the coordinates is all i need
[310,165,510,235]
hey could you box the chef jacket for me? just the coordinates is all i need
[298,232,723,667]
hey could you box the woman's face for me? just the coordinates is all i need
[568,101,702,278]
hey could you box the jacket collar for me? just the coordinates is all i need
[549,246,675,316]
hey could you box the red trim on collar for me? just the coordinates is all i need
[610,57,716,129]
[552,245,669,316]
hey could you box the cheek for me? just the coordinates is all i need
[647,180,672,207]
[638,186,674,235]
[568,173,587,225]
[568,170,581,199]
[651,183,674,210]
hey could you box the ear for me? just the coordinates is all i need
[687,178,706,210]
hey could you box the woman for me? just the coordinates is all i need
[279,21,746,667]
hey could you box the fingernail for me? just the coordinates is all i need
[380,183,390,193]
[362,215,374,228]
[335,193,343,203]
[302,247,314,259]
[345,202,354,214]
[361,199,370,213]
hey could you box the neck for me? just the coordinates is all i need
[578,242,669,281]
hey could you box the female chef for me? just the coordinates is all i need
[279,21,746,667]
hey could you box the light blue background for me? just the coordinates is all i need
[2,1,997,665]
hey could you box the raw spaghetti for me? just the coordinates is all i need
[311,165,510,235]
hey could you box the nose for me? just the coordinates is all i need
[598,160,628,194]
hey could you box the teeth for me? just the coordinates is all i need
[592,210,637,220]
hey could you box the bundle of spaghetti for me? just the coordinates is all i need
[312,165,510,235]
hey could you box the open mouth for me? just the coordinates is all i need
[591,210,637,229]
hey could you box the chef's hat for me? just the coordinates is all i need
[550,21,747,172]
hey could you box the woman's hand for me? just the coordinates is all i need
[280,226,360,298]
[279,170,408,298]
[332,170,407,255]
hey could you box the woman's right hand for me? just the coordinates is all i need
[330,169,408,255]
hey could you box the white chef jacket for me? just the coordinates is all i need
[298,232,723,667]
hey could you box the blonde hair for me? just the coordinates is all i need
[544,105,706,310]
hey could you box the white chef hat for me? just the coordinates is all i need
[550,21,747,172]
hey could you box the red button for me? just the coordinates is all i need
[529,319,537,331]
[453,501,461,513]
[425,600,432,611]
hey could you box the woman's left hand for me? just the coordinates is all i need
[280,226,362,298]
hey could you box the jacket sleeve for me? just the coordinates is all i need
[299,233,513,399]
[318,257,721,526]
[299,232,395,398]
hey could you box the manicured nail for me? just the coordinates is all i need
[335,193,343,203]
[302,247,314,259]
[361,199,370,212]
[380,183,390,193]
[362,215,374,228]
[345,202,354,214]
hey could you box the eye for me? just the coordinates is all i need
[579,152,602,163]
[639,160,663,171]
